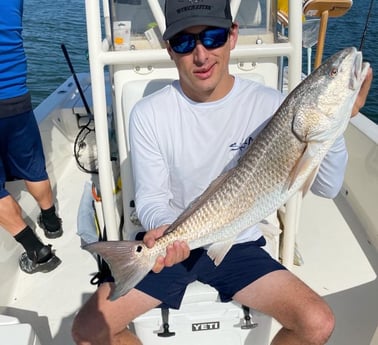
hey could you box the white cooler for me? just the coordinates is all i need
[132,281,272,345]
[0,315,41,345]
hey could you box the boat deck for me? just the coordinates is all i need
[272,192,378,344]
[2,153,377,345]
[2,158,97,345]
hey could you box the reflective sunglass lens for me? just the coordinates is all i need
[170,27,229,54]
[170,34,196,54]
[201,29,228,49]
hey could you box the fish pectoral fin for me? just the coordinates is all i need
[301,165,320,197]
[207,238,235,266]
[286,142,321,190]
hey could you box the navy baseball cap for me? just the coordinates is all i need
[162,0,233,40]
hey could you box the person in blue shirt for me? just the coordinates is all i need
[0,0,62,273]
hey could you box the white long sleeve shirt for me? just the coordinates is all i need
[129,76,348,243]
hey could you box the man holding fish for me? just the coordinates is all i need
[72,0,373,344]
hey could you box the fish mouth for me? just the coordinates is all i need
[351,50,370,90]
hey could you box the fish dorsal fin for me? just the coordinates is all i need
[206,237,236,266]
[164,170,234,235]
[285,142,322,191]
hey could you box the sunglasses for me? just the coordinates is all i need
[169,27,230,54]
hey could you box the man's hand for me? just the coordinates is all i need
[352,67,373,117]
[143,225,190,273]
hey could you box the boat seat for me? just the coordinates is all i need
[121,72,266,155]
[0,315,41,345]
[302,0,352,68]
[120,72,267,241]
[121,73,267,149]
[120,74,279,342]
[303,0,352,17]
[121,78,175,146]
[120,74,280,304]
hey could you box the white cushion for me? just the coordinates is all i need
[0,323,40,345]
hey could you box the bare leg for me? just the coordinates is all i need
[0,195,27,235]
[233,270,334,345]
[0,179,55,235]
[72,283,162,345]
[25,179,54,210]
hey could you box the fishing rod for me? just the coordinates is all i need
[61,43,92,117]
[61,43,98,174]
[359,0,375,51]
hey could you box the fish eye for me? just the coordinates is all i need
[329,67,338,77]
[136,245,143,253]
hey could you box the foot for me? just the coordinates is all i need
[19,245,61,273]
[38,213,63,239]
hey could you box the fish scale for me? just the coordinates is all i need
[85,47,370,300]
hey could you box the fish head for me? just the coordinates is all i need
[292,47,370,144]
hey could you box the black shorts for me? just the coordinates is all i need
[134,236,286,309]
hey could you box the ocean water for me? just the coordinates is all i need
[23,0,378,123]
[23,0,89,106]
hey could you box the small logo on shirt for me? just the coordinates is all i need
[229,136,254,152]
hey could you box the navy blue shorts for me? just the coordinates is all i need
[134,237,286,309]
[0,110,48,198]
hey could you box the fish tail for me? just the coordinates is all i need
[84,240,153,300]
